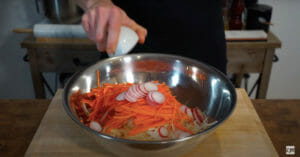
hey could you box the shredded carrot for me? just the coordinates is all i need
[97,70,100,88]
[70,79,196,138]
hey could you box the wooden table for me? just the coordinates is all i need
[20,32,281,99]
[252,99,300,156]
[0,99,50,157]
[0,98,299,156]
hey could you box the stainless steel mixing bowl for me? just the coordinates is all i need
[63,53,236,157]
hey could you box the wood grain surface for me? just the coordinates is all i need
[252,99,300,157]
[24,89,278,157]
[0,99,50,157]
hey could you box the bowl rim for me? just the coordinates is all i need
[62,53,237,144]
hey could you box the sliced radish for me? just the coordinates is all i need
[133,84,146,97]
[147,91,165,106]
[116,92,126,101]
[192,108,204,124]
[185,108,193,118]
[192,108,200,123]
[128,86,140,98]
[124,89,138,102]
[180,105,194,118]
[146,128,160,139]
[125,96,136,102]
[126,85,144,101]
[148,92,155,101]
[158,126,169,138]
[131,85,145,98]
[124,92,137,102]
[146,93,156,106]
[137,83,148,94]
[144,82,158,92]
[90,121,102,132]
[179,105,188,113]
[152,91,165,103]
[146,96,157,106]
[125,90,135,99]
[194,108,204,122]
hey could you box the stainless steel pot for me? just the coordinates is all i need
[63,53,237,157]
[36,0,82,24]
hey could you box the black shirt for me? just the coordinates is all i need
[114,0,227,73]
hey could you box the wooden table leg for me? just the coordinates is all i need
[256,48,275,98]
[27,49,46,98]
[235,65,245,88]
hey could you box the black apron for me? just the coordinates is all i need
[114,0,227,73]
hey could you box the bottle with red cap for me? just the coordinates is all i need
[229,0,245,30]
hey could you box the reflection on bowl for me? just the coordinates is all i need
[63,53,236,157]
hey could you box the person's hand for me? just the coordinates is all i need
[81,1,147,54]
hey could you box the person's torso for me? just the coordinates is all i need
[114,0,227,73]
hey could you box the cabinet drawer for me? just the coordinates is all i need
[227,48,266,73]
[34,49,106,73]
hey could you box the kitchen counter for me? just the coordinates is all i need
[0,98,298,157]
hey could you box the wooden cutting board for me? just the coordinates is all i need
[25,89,278,157]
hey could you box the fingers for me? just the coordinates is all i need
[123,17,148,44]
[81,14,91,38]
[88,9,97,41]
[135,24,148,44]
[95,7,109,52]
[106,7,122,54]
[81,4,147,54]
[81,9,97,42]
[96,37,106,52]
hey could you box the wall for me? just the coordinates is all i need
[0,0,43,98]
[256,0,300,98]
